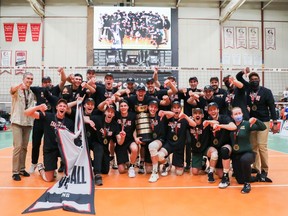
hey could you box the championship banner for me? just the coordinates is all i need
[3,23,14,42]
[265,28,276,50]
[30,23,41,41]
[23,102,95,215]
[15,50,27,75]
[17,23,28,42]
[0,50,12,75]
[236,27,247,49]
[223,27,234,49]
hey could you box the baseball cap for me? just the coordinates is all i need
[84,98,95,104]
[210,77,219,82]
[42,76,51,83]
[189,77,198,82]
[204,85,213,91]
[57,98,68,105]
[148,100,159,107]
[192,108,203,114]
[207,102,219,109]
[136,84,146,91]
[171,100,181,107]
[105,73,114,79]
[126,77,135,84]
[248,72,260,80]
[146,77,154,83]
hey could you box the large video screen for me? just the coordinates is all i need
[93,7,171,50]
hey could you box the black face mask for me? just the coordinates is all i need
[250,80,260,89]
[61,94,70,101]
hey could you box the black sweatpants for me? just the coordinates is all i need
[232,152,255,184]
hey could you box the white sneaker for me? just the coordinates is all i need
[29,164,37,174]
[161,164,170,177]
[37,163,45,173]
[128,166,136,178]
[149,172,159,183]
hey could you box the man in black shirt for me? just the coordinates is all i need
[24,99,74,182]
[237,71,278,181]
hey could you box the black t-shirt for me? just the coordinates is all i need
[149,115,168,142]
[124,95,158,113]
[197,96,227,119]
[208,114,233,149]
[115,111,136,143]
[178,88,202,116]
[39,112,74,150]
[189,122,211,153]
[90,115,120,145]
[166,117,189,148]
[91,85,118,108]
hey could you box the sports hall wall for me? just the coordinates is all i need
[0,0,288,108]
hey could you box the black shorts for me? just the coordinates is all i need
[115,141,133,165]
[162,143,185,168]
[43,148,60,171]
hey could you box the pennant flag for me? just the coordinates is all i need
[23,101,95,214]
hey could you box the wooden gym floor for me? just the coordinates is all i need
[0,131,288,216]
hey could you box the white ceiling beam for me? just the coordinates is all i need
[262,0,274,10]
[176,0,182,8]
[219,0,247,24]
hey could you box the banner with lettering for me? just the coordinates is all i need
[3,23,14,42]
[23,101,95,214]
[15,50,27,75]
[17,23,28,42]
[30,23,41,42]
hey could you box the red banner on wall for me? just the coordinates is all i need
[17,23,28,42]
[3,23,15,42]
[30,23,41,42]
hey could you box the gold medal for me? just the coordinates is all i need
[47,104,51,110]
[233,144,240,151]
[173,135,178,141]
[153,133,157,139]
[103,138,108,145]
[213,138,218,145]
[196,141,201,148]
[87,131,91,137]
[252,105,257,111]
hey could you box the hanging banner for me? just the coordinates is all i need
[0,50,12,75]
[3,23,14,42]
[236,27,247,49]
[15,50,27,75]
[248,27,259,49]
[223,27,234,49]
[265,28,276,50]
[17,23,28,42]
[23,102,95,215]
[30,23,41,42]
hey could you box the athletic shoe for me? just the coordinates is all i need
[12,174,21,181]
[29,164,37,173]
[138,165,145,174]
[19,170,30,177]
[149,172,159,183]
[37,163,45,172]
[241,183,251,194]
[111,158,118,170]
[219,174,230,189]
[128,166,136,178]
[161,163,170,177]
[208,172,215,183]
[95,174,103,186]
